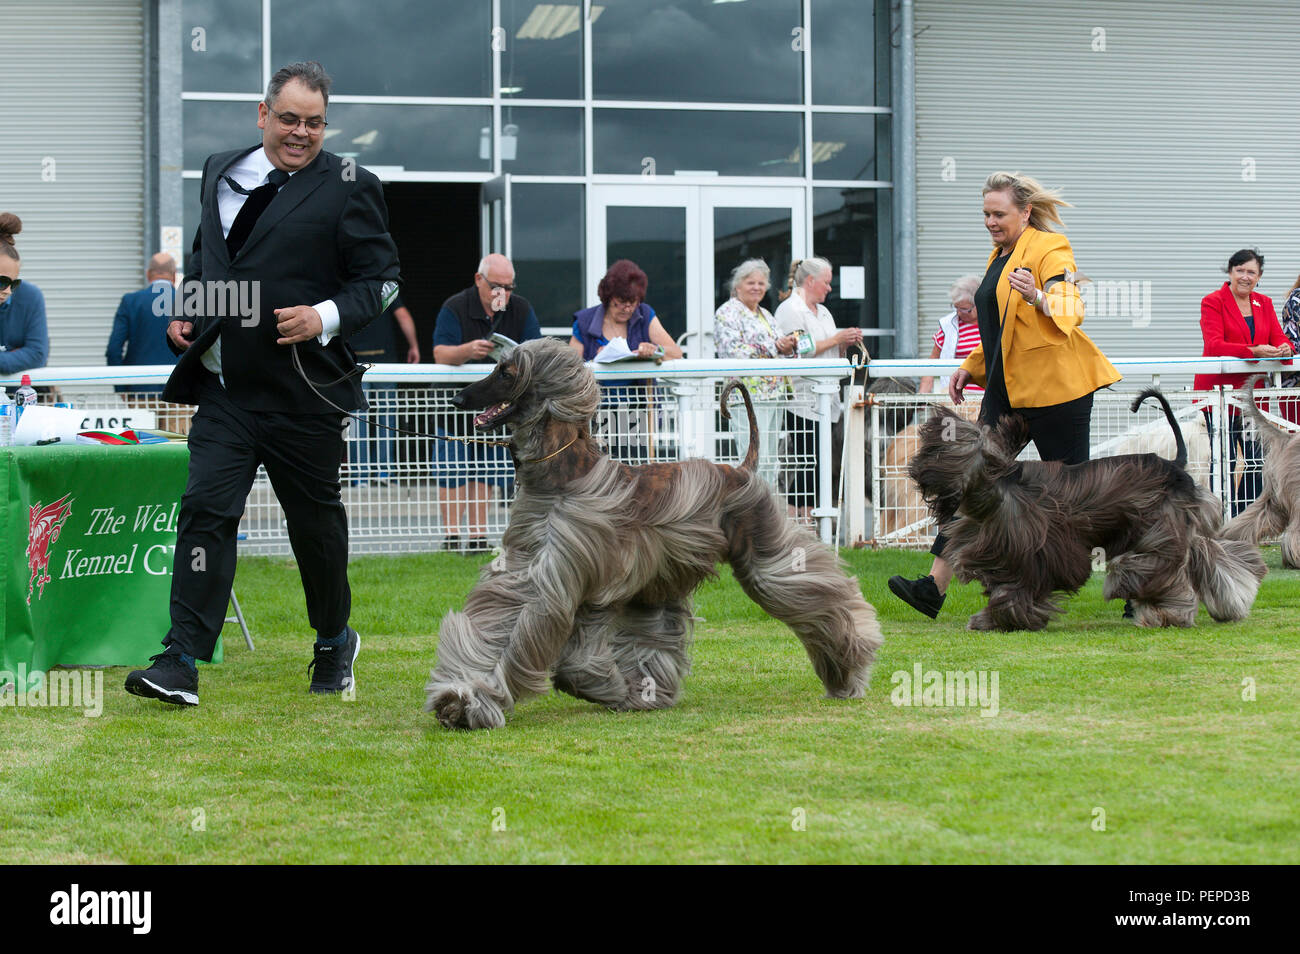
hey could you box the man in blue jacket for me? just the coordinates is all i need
[106,252,180,395]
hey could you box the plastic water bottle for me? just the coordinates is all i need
[14,374,37,433]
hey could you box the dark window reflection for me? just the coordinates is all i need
[183,100,258,170]
[595,109,802,177]
[605,206,687,342]
[811,0,876,105]
[812,113,877,180]
[182,177,202,273]
[713,208,792,313]
[593,0,802,104]
[183,0,262,92]
[501,0,582,98]
[814,187,892,356]
[512,184,585,328]
[272,0,490,97]
[184,101,492,173]
[500,107,583,176]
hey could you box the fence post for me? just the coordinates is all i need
[843,381,867,546]
[672,378,697,461]
[811,379,840,545]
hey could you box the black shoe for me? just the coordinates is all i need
[465,536,489,553]
[125,651,199,707]
[308,627,360,694]
[442,533,461,552]
[888,574,945,619]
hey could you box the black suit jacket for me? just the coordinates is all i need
[164,146,400,412]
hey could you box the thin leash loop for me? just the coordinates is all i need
[289,344,512,449]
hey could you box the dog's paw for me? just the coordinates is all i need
[425,680,507,730]
[966,609,996,631]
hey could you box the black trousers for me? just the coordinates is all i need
[930,392,1094,558]
[1202,409,1262,519]
[164,373,351,660]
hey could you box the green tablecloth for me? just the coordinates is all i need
[1,442,219,693]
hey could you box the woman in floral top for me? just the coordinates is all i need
[714,259,797,486]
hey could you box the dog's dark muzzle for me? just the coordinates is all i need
[452,375,519,430]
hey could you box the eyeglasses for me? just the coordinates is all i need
[482,279,515,293]
[266,105,328,133]
[0,276,21,291]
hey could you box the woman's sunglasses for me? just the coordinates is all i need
[0,277,21,291]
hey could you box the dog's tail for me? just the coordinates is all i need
[720,378,759,472]
[1130,387,1186,469]
[1187,535,1267,622]
[1242,374,1291,453]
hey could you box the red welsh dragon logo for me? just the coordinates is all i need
[27,494,73,606]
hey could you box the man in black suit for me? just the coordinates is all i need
[126,61,399,706]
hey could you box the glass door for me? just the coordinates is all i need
[588,185,805,357]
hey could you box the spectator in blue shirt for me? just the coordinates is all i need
[106,252,180,395]
[431,254,540,550]
[0,212,50,380]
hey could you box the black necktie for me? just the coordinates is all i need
[224,168,290,258]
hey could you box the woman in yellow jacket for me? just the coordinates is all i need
[890,171,1121,619]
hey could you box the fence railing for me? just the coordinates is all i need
[9,355,1295,555]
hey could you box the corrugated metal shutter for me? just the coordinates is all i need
[0,1,144,371]
[913,0,1300,388]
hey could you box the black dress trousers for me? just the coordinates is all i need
[164,371,350,660]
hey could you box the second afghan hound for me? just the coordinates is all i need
[1224,375,1300,567]
[424,338,882,730]
[908,389,1266,630]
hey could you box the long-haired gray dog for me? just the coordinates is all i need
[1224,375,1300,567]
[424,338,882,729]
[909,389,1266,630]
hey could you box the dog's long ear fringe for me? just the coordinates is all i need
[992,414,1030,459]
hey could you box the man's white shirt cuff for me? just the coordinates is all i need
[315,300,340,345]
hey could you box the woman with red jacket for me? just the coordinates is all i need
[1193,248,1293,516]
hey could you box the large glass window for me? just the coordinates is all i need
[182,0,262,93]
[500,107,583,176]
[810,0,876,106]
[272,0,491,97]
[593,0,802,104]
[812,113,877,180]
[595,109,802,177]
[183,100,258,170]
[500,0,583,99]
[512,184,585,329]
[814,188,891,355]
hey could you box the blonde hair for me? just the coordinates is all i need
[983,171,1071,233]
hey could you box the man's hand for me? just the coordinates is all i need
[949,368,972,405]
[274,305,323,345]
[406,344,420,363]
[167,320,194,350]
[463,338,494,361]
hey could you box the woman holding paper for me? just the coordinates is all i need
[569,260,683,361]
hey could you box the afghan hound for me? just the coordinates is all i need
[424,337,882,730]
[1224,375,1300,567]
[908,389,1266,630]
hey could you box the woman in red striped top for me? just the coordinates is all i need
[919,275,983,395]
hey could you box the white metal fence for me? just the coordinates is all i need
[13,356,1296,555]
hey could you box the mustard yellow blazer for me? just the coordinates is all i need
[960,227,1120,408]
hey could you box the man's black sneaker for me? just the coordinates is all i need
[888,574,945,619]
[308,627,359,694]
[125,651,199,706]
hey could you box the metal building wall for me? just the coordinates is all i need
[0,0,146,370]
[913,0,1300,385]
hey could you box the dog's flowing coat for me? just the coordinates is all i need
[424,338,882,729]
[909,389,1265,630]
[1224,375,1300,567]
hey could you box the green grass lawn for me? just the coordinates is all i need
[2,547,1297,864]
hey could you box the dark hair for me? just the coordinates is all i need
[1226,248,1264,273]
[598,259,648,306]
[265,61,332,110]
[0,212,20,261]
